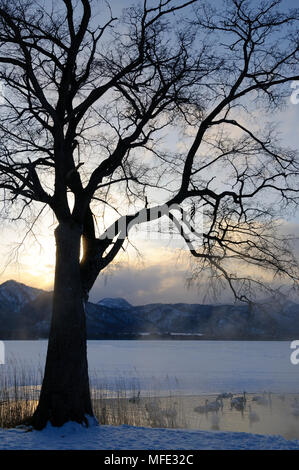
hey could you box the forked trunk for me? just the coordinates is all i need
[31,220,94,430]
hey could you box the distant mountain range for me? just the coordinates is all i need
[0,280,299,340]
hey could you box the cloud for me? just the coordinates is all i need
[89,218,299,305]
[89,261,200,305]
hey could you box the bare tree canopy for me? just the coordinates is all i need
[0,0,298,428]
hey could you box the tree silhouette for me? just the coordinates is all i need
[0,0,298,429]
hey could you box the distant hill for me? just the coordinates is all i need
[0,280,43,312]
[97,298,132,310]
[0,280,298,340]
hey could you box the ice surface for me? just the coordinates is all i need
[3,340,299,395]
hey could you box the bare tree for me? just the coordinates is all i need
[0,0,298,429]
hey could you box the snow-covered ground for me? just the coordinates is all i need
[0,421,298,450]
[3,340,299,394]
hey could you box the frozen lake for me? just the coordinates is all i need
[2,340,299,395]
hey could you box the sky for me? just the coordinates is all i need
[0,0,299,305]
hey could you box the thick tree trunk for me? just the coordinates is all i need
[31,220,94,430]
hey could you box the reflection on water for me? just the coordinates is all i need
[168,393,299,440]
[1,391,299,439]
[90,391,299,440]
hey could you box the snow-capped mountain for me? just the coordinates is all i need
[0,280,299,340]
[97,298,132,310]
[0,280,44,313]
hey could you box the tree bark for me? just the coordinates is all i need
[31,220,94,430]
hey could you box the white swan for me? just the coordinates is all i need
[129,390,140,404]
[194,397,223,414]
[206,399,222,412]
[231,391,246,411]
[217,392,233,399]
[252,391,272,406]
[252,396,267,405]
[162,407,177,419]
[194,399,208,414]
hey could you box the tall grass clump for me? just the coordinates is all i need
[0,360,187,429]
[90,370,187,428]
[0,356,43,428]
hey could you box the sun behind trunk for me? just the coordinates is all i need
[31,220,94,430]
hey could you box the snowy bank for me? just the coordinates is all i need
[0,423,299,450]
